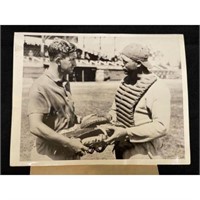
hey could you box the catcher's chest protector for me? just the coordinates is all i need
[115,74,157,127]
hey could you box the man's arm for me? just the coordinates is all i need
[126,84,171,143]
[29,113,88,154]
[105,82,171,144]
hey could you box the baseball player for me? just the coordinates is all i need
[28,39,88,161]
[104,43,171,159]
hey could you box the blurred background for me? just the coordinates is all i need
[23,35,182,82]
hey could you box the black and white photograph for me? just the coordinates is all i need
[10,32,190,166]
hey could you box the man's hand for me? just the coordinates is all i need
[82,134,108,153]
[82,134,107,146]
[66,138,89,156]
[104,127,128,145]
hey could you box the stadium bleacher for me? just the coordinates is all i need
[24,43,48,57]
[23,40,181,81]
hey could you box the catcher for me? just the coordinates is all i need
[28,38,88,161]
[103,43,171,159]
[66,43,171,160]
[68,43,171,160]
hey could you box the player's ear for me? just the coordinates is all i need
[55,56,61,65]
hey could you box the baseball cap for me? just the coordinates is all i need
[121,43,152,69]
[48,38,77,60]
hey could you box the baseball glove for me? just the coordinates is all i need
[60,114,113,153]
[80,114,111,128]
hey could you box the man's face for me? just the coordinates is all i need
[60,52,77,74]
[121,54,141,75]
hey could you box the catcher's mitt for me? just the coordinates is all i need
[60,114,113,153]
[80,114,111,128]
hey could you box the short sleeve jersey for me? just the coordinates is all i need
[28,70,77,132]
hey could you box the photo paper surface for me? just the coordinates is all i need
[10,32,190,166]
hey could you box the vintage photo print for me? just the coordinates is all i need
[10,32,190,166]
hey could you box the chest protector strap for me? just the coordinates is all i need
[115,74,157,127]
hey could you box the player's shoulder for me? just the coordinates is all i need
[30,73,50,92]
[150,76,170,96]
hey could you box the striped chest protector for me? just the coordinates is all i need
[115,74,157,127]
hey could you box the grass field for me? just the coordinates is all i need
[20,79,185,161]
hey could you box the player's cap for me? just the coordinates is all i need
[121,43,152,69]
[48,38,77,58]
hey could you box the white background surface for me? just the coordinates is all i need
[0,176,200,200]
[0,0,199,199]
[0,0,199,24]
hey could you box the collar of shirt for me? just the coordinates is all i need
[44,69,68,87]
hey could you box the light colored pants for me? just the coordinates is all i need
[117,140,163,159]
[122,145,162,159]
